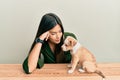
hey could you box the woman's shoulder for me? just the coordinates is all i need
[64,32,77,39]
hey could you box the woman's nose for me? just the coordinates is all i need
[56,33,60,39]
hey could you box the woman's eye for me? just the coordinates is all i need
[50,32,55,35]
[51,33,55,35]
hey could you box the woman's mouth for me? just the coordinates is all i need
[55,39,60,42]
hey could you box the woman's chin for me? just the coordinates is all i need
[55,41,60,44]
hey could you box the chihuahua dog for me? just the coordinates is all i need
[61,36,105,80]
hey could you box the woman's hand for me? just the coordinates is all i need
[39,31,49,41]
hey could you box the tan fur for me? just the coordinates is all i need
[61,36,105,79]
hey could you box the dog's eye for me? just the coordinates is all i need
[65,44,68,46]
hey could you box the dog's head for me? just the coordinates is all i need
[61,36,77,51]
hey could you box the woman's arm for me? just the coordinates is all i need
[28,31,49,73]
[28,43,42,73]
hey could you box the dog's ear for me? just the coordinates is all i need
[65,36,77,46]
[69,40,75,46]
[67,38,76,47]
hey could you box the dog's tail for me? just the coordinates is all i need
[95,70,106,79]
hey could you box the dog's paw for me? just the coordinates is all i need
[102,78,106,80]
[67,64,72,67]
[68,70,74,73]
[78,69,85,73]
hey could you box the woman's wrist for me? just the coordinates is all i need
[35,37,44,44]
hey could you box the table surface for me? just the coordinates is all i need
[0,63,120,80]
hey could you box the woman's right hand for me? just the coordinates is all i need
[39,31,49,41]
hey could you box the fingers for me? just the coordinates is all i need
[43,31,49,41]
[39,31,49,41]
[45,32,49,41]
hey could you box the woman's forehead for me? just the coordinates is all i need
[49,24,61,32]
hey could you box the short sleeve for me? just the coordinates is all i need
[64,32,77,40]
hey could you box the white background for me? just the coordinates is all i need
[0,0,120,63]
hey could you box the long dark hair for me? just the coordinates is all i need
[29,13,65,62]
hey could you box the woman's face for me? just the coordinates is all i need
[48,24,63,44]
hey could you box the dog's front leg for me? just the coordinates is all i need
[67,61,72,67]
[67,56,74,68]
[78,62,85,73]
[68,57,78,73]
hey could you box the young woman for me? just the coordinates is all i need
[22,13,77,74]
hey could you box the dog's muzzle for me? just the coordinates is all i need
[61,45,67,51]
